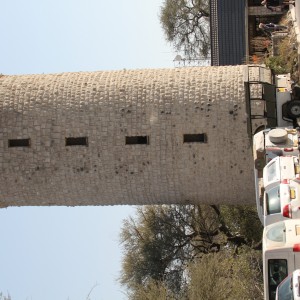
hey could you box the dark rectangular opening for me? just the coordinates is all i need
[8,138,30,147]
[183,134,207,143]
[268,259,288,299]
[126,136,149,145]
[65,137,88,146]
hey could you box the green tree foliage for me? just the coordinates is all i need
[265,36,298,75]
[120,204,263,299]
[187,250,263,300]
[159,0,210,58]
[128,280,175,300]
[126,250,263,300]
[218,205,263,248]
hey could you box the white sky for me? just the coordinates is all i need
[0,1,176,299]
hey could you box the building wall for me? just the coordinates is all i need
[0,66,255,207]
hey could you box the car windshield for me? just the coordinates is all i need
[266,222,286,243]
[276,274,293,300]
[266,186,281,215]
[267,160,278,184]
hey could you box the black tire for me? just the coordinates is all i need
[286,100,300,119]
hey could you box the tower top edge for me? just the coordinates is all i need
[0,65,251,78]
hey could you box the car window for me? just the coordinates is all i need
[266,222,286,243]
[268,259,288,300]
[266,186,281,215]
[276,274,293,300]
[267,160,278,184]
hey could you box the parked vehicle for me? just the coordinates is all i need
[263,220,300,300]
[263,155,300,224]
[263,180,300,226]
[276,74,300,127]
[254,127,300,163]
[281,179,300,220]
[275,269,300,299]
[255,74,300,300]
[254,150,300,225]
[263,183,292,226]
[263,156,300,189]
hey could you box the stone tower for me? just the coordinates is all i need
[0,66,256,207]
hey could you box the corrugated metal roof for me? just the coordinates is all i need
[210,0,246,65]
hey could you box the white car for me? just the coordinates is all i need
[263,156,300,189]
[254,127,300,163]
[263,182,297,226]
[261,156,300,225]
[275,269,300,300]
[263,220,300,300]
[281,179,300,220]
[253,128,300,225]
[263,179,300,226]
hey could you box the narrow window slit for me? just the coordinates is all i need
[183,134,207,143]
[126,136,149,145]
[8,138,30,147]
[65,137,88,146]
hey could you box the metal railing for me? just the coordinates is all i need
[245,65,277,135]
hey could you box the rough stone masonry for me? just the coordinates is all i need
[0,65,255,207]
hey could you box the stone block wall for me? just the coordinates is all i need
[0,66,255,207]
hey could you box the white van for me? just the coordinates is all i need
[263,156,300,189]
[256,156,300,226]
[254,129,300,225]
[254,127,300,163]
[263,183,293,226]
[281,179,300,220]
[263,220,300,300]
[263,180,300,226]
[275,269,300,300]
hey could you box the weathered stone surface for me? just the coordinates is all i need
[0,66,255,207]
